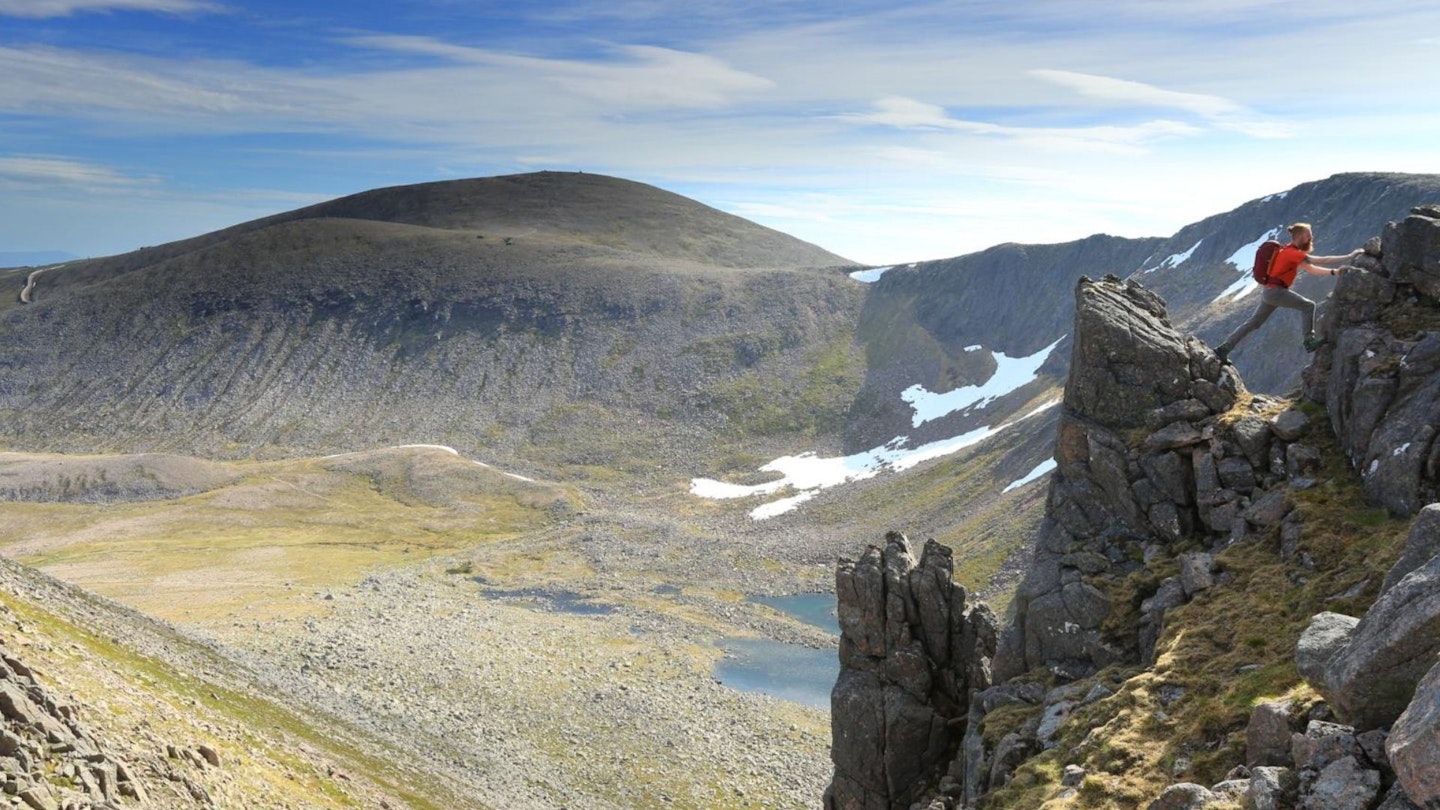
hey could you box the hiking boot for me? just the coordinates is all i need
[1303,335,1325,353]
[1215,343,1232,364]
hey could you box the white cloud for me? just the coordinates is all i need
[0,156,154,191]
[0,0,219,17]
[0,46,294,124]
[344,36,775,110]
[840,96,1201,153]
[1031,69,1244,118]
[1030,69,1291,138]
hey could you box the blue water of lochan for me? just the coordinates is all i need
[713,593,839,711]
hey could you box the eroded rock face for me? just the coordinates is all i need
[1386,654,1440,808]
[1325,555,1440,730]
[996,276,1243,680]
[826,533,997,810]
[1306,206,1440,518]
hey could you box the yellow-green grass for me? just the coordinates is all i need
[0,580,464,810]
[0,454,571,628]
[703,334,867,439]
[979,402,1410,809]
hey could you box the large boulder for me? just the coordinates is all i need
[1247,766,1298,810]
[1295,612,1359,691]
[1299,756,1382,810]
[1246,700,1296,768]
[1146,783,1218,810]
[1382,208,1440,299]
[1326,556,1440,730]
[1381,503,1440,597]
[1065,276,1230,429]
[1388,658,1440,810]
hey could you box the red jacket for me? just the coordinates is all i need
[1267,245,1307,288]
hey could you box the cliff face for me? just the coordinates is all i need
[995,276,1244,682]
[829,205,1440,810]
[1305,205,1440,516]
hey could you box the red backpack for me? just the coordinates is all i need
[1252,239,1283,285]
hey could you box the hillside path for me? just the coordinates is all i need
[18,262,67,304]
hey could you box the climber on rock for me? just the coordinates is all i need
[1214,222,1361,363]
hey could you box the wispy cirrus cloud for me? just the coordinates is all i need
[0,0,220,18]
[0,46,295,124]
[840,96,1201,153]
[0,156,156,191]
[0,37,774,142]
[344,36,776,110]
[1030,69,1291,138]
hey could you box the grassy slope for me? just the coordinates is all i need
[0,446,839,810]
[0,558,470,809]
[978,399,1409,809]
[0,447,574,628]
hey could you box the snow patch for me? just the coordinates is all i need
[902,337,1064,427]
[396,443,460,455]
[1212,273,1259,304]
[850,266,893,283]
[322,444,536,481]
[1225,227,1284,271]
[1003,458,1057,493]
[750,491,817,520]
[690,399,1061,520]
[1212,227,1287,304]
[1140,240,1203,274]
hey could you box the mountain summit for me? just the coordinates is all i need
[0,172,863,466]
[244,171,855,270]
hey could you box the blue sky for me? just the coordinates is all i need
[3,0,1439,265]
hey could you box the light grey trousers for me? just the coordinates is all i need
[1223,284,1316,348]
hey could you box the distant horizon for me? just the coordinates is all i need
[4,1,1439,265]
[4,168,1437,268]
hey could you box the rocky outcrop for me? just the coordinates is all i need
[830,204,1440,810]
[1306,206,1440,517]
[996,276,1258,680]
[826,533,997,810]
[0,641,149,809]
[1383,204,1440,299]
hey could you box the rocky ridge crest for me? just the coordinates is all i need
[828,205,1440,809]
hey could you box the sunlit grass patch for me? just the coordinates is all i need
[0,451,572,627]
